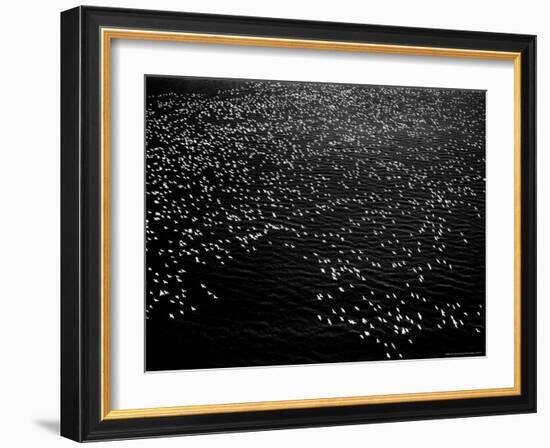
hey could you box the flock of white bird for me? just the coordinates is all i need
[145,80,486,361]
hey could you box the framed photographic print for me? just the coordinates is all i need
[60,6,536,442]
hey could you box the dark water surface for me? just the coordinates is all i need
[145,76,486,371]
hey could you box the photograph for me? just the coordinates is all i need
[144,75,486,371]
[57,5,537,442]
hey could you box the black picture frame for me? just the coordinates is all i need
[61,6,536,442]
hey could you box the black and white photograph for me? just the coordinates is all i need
[144,75,486,371]
[54,4,538,443]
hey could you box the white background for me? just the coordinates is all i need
[0,0,547,447]
[111,40,514,409]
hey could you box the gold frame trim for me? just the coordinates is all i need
[100,28,522,421]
